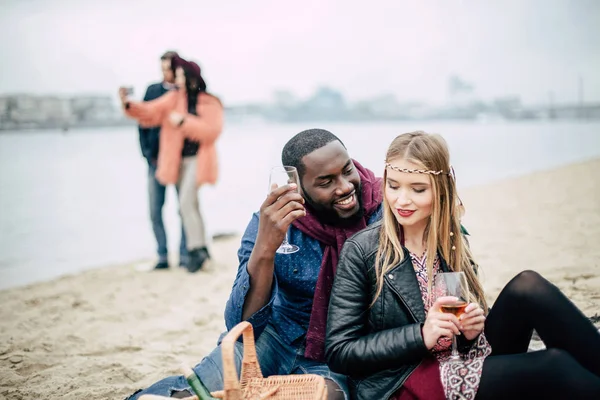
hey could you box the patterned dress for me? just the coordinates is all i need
[394,251,492,400]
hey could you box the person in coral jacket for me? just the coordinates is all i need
[139,50,188,271]
[119,55,223,273]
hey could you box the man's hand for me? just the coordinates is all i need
[459,303,486,341]
[256,183,305,254]
[169,111,185,127]
[422,296,462,350]
[241,183,305,320]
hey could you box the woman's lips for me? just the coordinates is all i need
[397,209,416,217]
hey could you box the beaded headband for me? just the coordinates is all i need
[384,162,454,177]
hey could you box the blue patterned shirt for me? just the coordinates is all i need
[224,205,383,345]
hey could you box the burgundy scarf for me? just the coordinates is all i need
[292,160,383,361]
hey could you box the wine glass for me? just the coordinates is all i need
[433,271,470,362]
[268,166,301,254]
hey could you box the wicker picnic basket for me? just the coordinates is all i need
[214,321,327,400]
[140,321,327,400]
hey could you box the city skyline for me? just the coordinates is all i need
[3,82,598,132]
[1,0,599,105]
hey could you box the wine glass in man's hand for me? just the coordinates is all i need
[268,166,302,254]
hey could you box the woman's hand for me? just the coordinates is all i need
[422,296,461,350]
[459,303,486,341]
[169,111,185,127]
[118,87,129,106]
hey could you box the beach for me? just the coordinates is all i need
[1,158,599,400]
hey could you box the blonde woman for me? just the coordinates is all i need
[325,131,600,399]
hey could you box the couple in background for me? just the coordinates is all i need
[120,51,223,273]
[127,129,600,400]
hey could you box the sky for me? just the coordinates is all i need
[0,0,599,105]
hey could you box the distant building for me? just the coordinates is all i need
[71,96,119,123]
[0,95,73,128]
[0,97,8,125]
[307,87,346,111]
[8,95,47,126]
[272,90,299,109]
[41,97,73,125]
[353,94,404,119]
[0,94,124,130]
[493,96,524,119]
[294,86,348,121]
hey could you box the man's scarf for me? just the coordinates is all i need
[292,160,383,361]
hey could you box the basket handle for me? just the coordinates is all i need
[220,321,263,400]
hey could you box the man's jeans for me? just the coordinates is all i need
[126,325,350,399]
[148,164,187,262]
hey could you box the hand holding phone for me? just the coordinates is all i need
[118,86,133,104]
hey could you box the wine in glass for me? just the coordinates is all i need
[268,166,301,254]
[433,271,470,362]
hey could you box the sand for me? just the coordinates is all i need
[1,159,599,400]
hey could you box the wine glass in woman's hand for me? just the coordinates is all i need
[433,272,470,361]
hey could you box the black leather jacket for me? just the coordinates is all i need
[325,221,456,400]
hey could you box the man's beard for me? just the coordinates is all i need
[302,183,365,228]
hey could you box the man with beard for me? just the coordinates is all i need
[127,129,383,400]
[139,50,189,270]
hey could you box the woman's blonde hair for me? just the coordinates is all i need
[373,131,488,311]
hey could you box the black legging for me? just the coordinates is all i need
[475,270,600,399]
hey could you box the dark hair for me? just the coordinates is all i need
[160,50,179,60]
[168,57,206,115]
[169,55,184,81]
[281,129,345,178]
[182,62,206,115]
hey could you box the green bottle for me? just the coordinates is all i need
[180,365,217,400]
